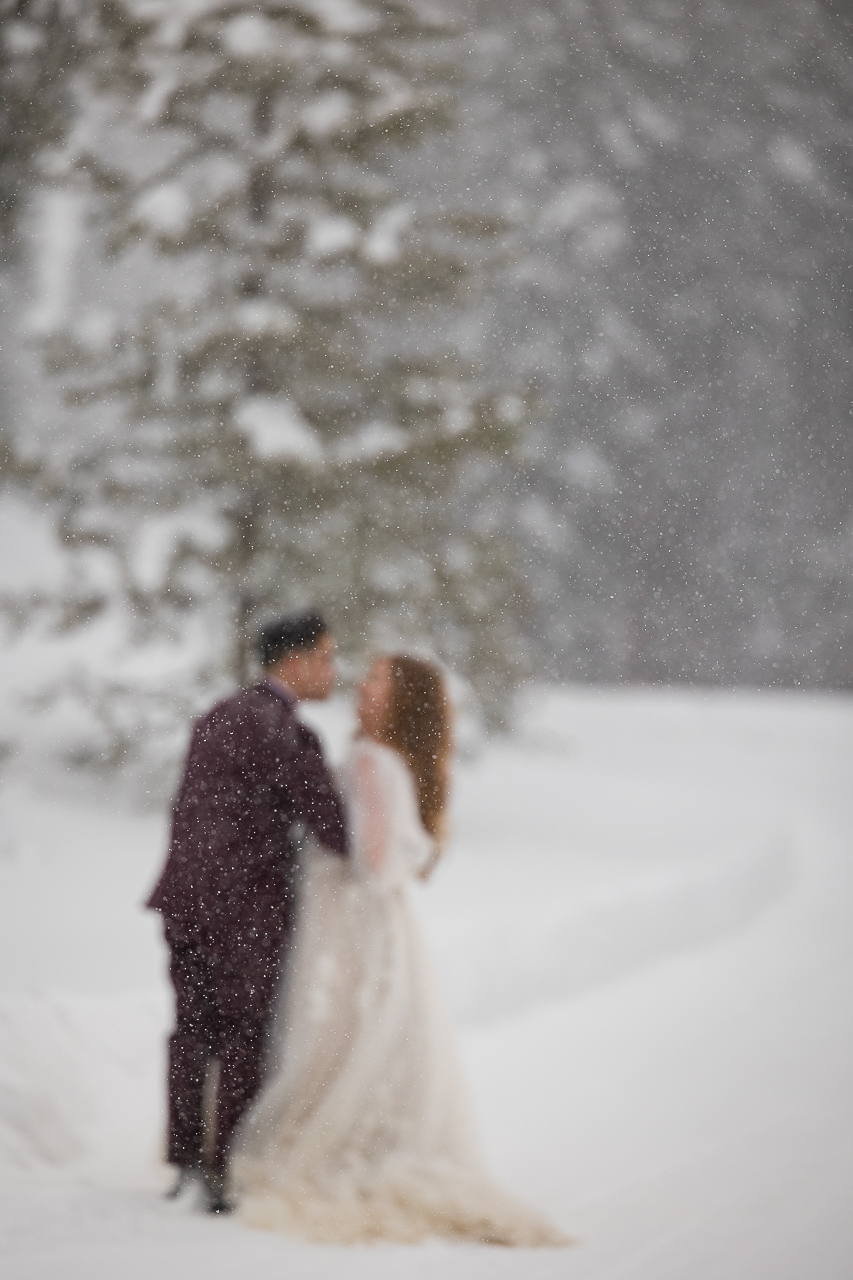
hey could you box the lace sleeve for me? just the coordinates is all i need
[348,741,396,883]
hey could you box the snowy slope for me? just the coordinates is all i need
[1,686,852,1277]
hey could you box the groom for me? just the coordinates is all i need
[146,612,349,1211]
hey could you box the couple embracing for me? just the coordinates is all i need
[147,613,566,1245]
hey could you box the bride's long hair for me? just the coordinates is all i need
[379,655,452,855]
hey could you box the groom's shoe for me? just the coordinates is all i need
[165,1167,196,1199]
[204,1170,233,1215]
[164,1168,209,1212]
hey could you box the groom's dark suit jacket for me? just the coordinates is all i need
[147,680,348,1003]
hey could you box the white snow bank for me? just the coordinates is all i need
[0,993,167,1180]
[0,687,851,1278]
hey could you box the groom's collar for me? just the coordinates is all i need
[261,676,297,709]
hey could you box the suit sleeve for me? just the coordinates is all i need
[277,723,349,857]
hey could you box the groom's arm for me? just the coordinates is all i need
[277,721,349,857]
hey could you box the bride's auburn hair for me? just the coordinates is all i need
[379,655,452,846]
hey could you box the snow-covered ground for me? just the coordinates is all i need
[1,685,852,1277]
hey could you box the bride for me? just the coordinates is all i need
[231,654,568,1246]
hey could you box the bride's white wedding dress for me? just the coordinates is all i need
[231,738,567,1245]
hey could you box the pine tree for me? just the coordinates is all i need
[1,0,80,467]
[39,0,525,730]
[0,0,80,252]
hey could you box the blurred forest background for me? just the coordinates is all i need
[0,0,851,796]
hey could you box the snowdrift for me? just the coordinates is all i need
[0,688,803,1181]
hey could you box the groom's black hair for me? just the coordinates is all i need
[258,612,329,668]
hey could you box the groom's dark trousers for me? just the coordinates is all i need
[146,681,348,1176]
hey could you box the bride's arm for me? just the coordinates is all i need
[350,743,393,879]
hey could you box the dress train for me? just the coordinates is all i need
[231,744,569,1246]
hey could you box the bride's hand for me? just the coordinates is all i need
[417,848,441,881]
